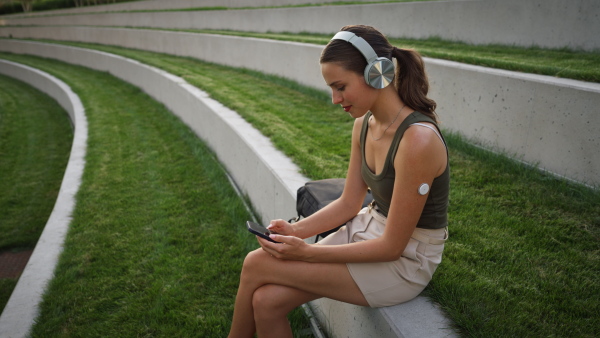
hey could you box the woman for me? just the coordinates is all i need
[228,25,449,338]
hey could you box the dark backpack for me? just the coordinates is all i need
[294,178,373,240]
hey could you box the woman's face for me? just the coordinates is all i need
[321,62,378,119]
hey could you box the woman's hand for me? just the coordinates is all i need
[267,219,296,236]
[257,234,314,262]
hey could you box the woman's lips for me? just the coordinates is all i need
[343,105,352,112]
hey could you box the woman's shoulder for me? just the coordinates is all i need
[400,122,444,152]
[396,121,447,174]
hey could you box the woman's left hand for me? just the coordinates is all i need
[257,234,313,261]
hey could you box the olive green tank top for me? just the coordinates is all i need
[360,111,449,229]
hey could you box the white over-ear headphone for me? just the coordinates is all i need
[331,31,395,89]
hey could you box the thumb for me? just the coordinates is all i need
[269,233,292,244]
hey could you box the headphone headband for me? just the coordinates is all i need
[331,31,379,63]
[330,31,395,89]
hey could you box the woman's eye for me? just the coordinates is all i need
[337,86,345,92]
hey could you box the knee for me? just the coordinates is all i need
[252,285,289,322]
[240,249,267,284]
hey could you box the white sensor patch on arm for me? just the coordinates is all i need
[418,183,430,195]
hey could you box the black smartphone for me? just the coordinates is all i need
[246,221,281,243]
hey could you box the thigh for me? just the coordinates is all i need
[243,249,369,307]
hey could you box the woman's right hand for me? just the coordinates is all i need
[267,219,296,237]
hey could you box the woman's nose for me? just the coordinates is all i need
[331,91,342,105]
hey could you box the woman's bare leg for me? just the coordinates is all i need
[253,284,319,338]
[228,248,368,337]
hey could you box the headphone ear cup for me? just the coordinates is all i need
[364,58,395,89]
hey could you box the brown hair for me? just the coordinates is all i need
[320,25,437,122]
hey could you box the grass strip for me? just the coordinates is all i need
[0,53,311,336]
[0,73,72,251]
[18,41,600,337]
[145,28,600,83]
[0,73,72,311]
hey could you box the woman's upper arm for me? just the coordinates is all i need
[380,125,447,258]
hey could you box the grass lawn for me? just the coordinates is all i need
[1,38,598,337]
[0,73,72,310]
[0,53,311,337]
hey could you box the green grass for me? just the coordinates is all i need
[0,53,312,337]
[35,39,351,180]
[0,73,72,310]
[0,73,72,251]
[1,40,599,337]
[430,134,600,337]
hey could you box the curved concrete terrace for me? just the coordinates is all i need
[0,26,597,186]
[0,59,88,338]
[0,0,386,17]
[2,0,599,51]
[0,40,455,338]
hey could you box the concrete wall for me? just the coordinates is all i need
[0,39,456,338]
[2,0,386,17]
[0,26,597,185]
[426,59,600,185]
[2,0,599,51]
[0,60,88,338]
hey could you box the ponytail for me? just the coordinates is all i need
[392,47,437,122]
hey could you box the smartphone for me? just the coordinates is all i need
[246,221,281,243]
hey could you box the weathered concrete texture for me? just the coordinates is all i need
[2,0,599,51]
[310,295,455,338]
[0,60,88,338]
[0,40,456,338]
[1,0,385,17]
[426,58,600,185]
[0,26,597,185]
[0,26,326,90]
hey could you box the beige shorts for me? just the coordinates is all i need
[318,205,448,307]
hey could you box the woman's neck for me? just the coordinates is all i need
[369,88,409,126]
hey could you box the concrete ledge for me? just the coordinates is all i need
[0,26,597,185]
[0,40,456,338]
[2,0,599,51]
[0,0,384,17]
[0,60,88,338]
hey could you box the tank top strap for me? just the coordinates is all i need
[359,111,372,158]
[387,111,437,166]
